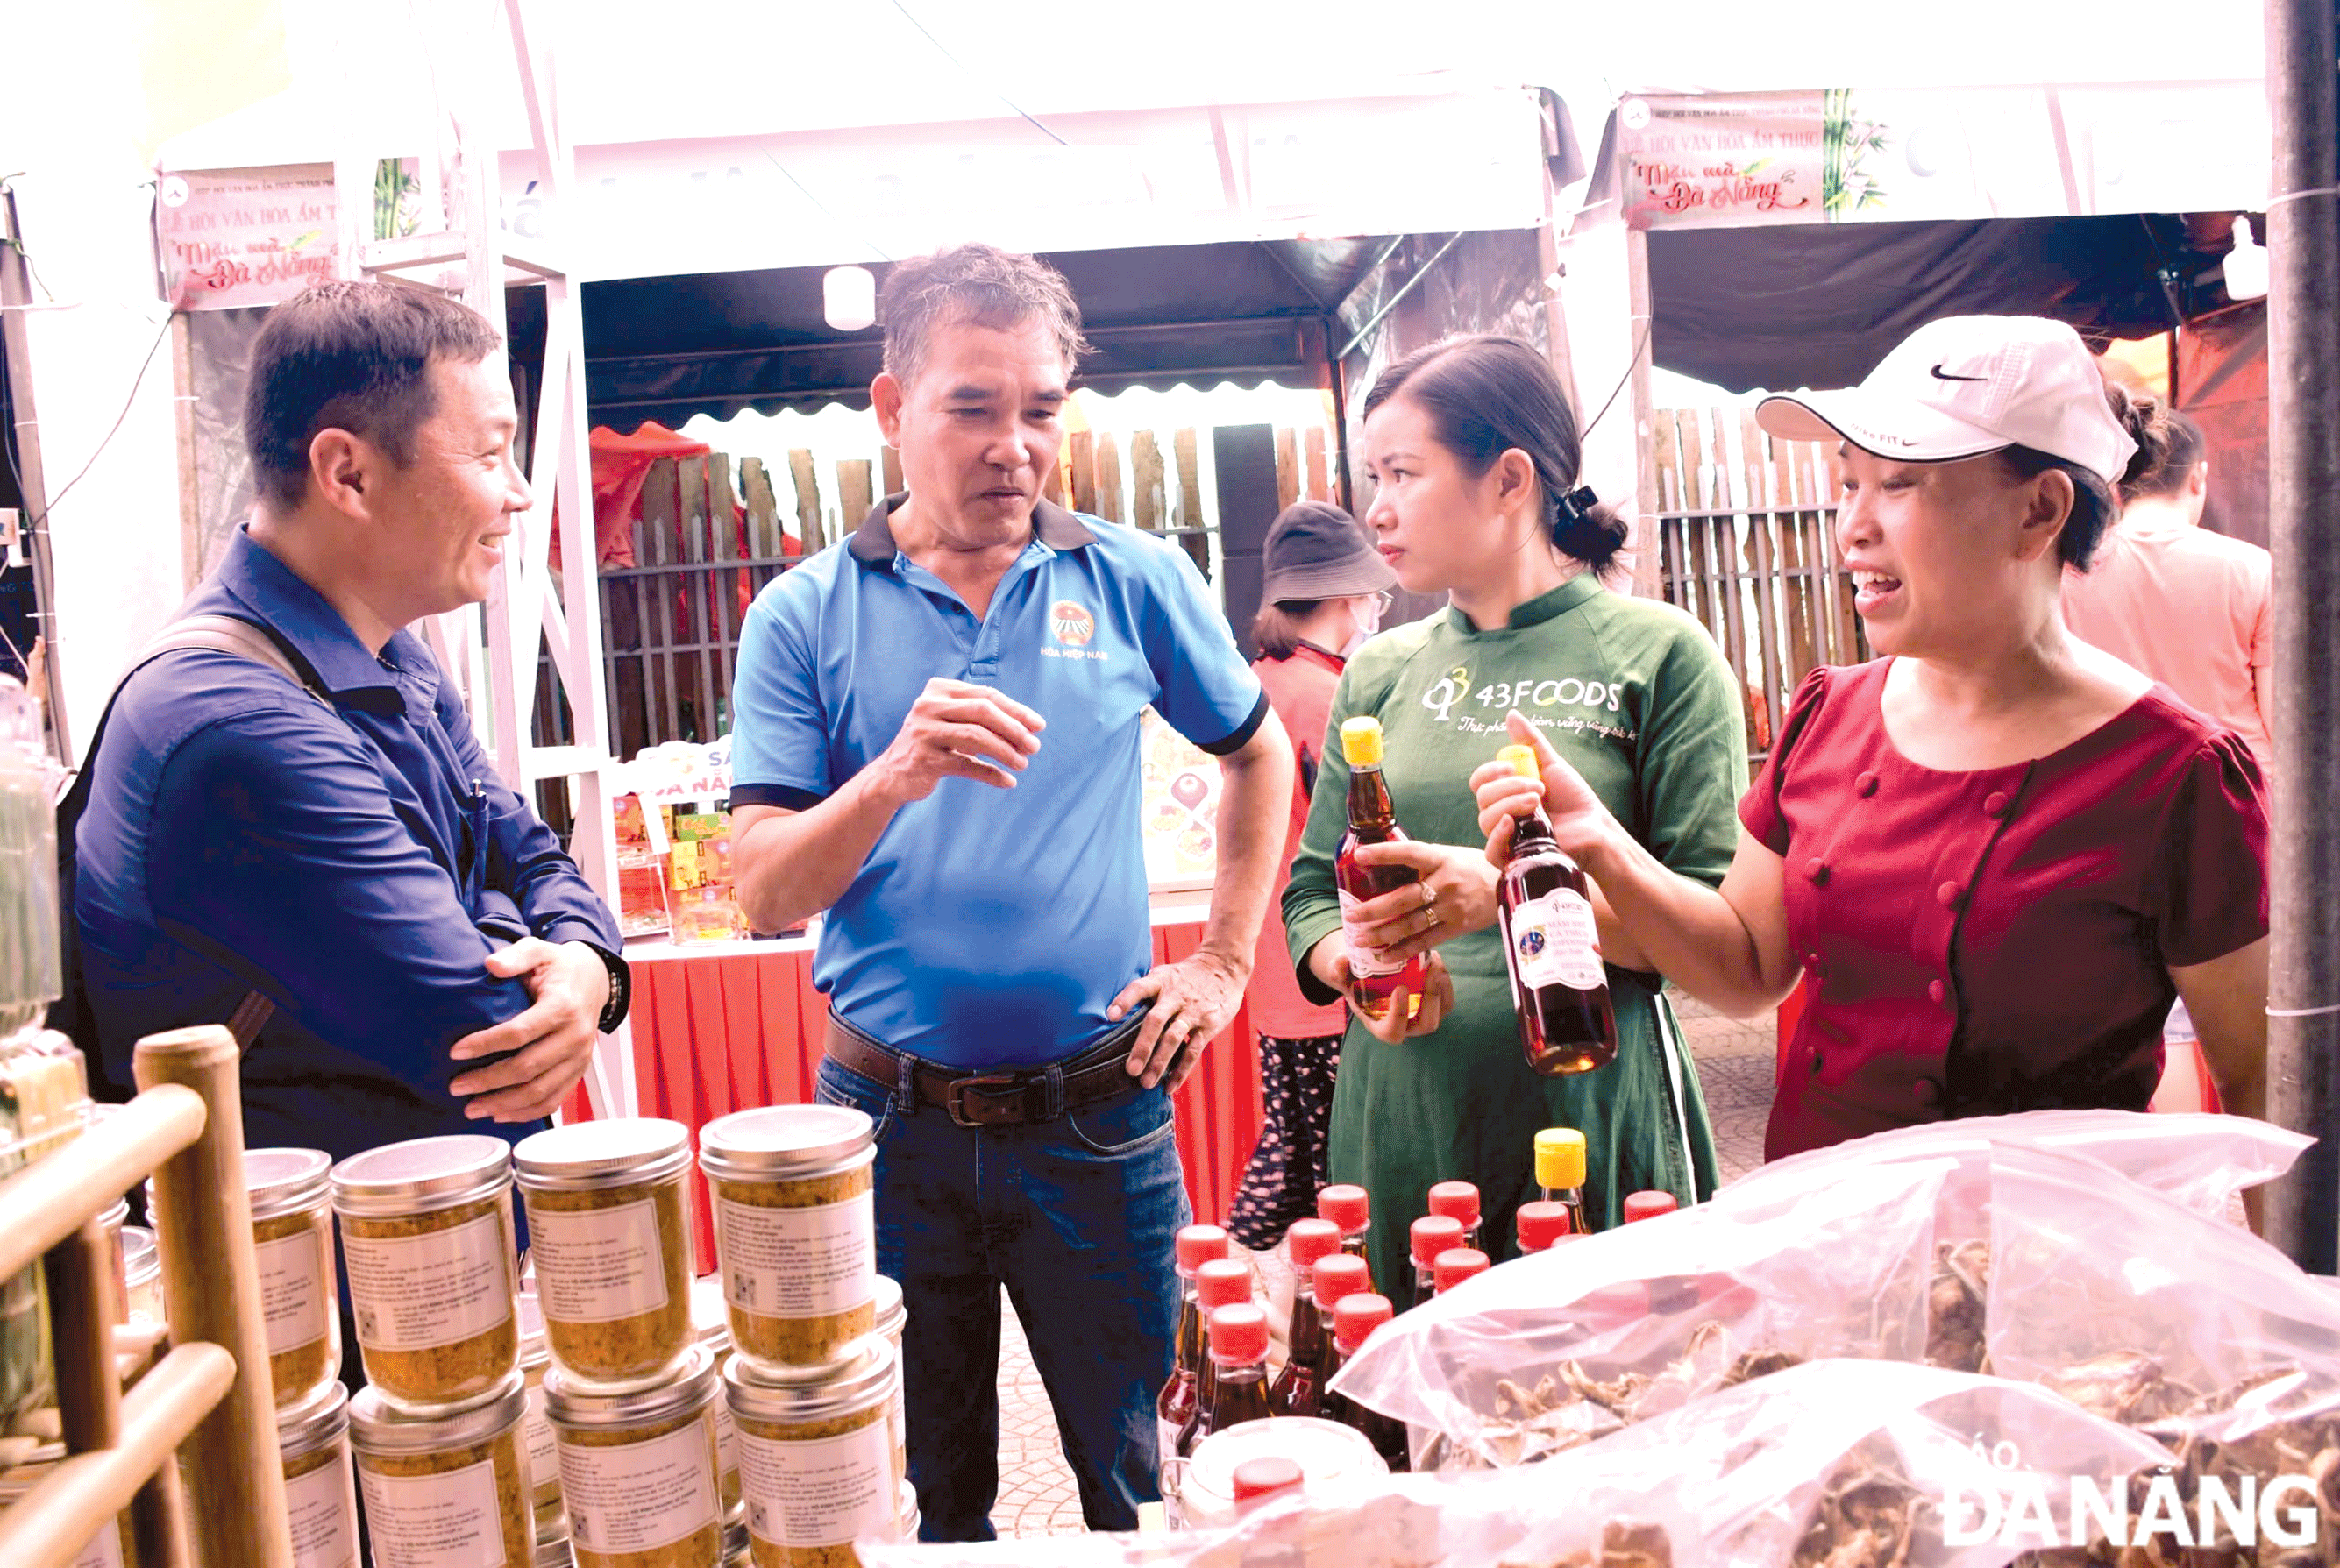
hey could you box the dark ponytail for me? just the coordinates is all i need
[1362,335,1628,575]
[2105,382,2206,504]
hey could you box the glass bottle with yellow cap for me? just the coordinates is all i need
[1494,743,1618,1074]
[1334,717,1426,1022]
[1533,1127,1590,1236]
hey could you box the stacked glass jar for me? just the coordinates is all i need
[699,1104,909,1565]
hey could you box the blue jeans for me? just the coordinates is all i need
[814,1040,1190,1541]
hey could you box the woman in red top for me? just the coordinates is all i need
[1472,316,2269,1160]
[1227,501,1396,1251]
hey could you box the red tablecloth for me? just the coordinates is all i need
[565,924,1269,1273]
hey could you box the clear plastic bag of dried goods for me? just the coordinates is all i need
[1327,1157,1954,1472]
[1984,1141,2340,1562]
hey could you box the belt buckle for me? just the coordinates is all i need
[945,1073,1033,1128]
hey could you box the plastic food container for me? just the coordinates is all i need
[534,1521,576,1566]
[544,1342,724,1568]
[118,1225,160,1325]
[515,1119,695,1387]
[331,1136,520,1409]
[249,1148,340,1409]
[350,1372,533,1568]
[1163,1415,1387,1531]
[691,1273,744,1524]
[277,1381,361,1568]
[698,1107,875,1371]
[726,1336,901,1566]
[516,1291,565,1537]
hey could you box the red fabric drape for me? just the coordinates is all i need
[579,422,710,570]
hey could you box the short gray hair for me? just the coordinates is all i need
[878,244,1089,391]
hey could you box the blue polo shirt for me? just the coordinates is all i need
[73,528,624,1162]
[729,496,1267,1068]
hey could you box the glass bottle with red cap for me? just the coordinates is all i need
[1426,1181,1481,1252]
[1494,742,1618,1073]
[1230,1456,1305,1516]
[1334,718,1427,1022]
[1325,1293,1408,1471]
[1623,1191,1678,1224]
[1269,1218,1341,1417]
[1432,1247,1490,1296]
[1317,1183,1371,1265]
[1406,1214,1464,1309]
[1202,1303,1274,1438]
[1272,1250,1368,1421]
[1177,1259,1255,1457]
[1158,1224,1228,1461]
[1533,1127,1591,1235]
[1515,1200,1575,1254]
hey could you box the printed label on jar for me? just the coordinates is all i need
[523,1383,560,1497]
[525,1197,670,1323]
[357,1458,508,1568]
[257,1225,331,1354]
[737,1423,893,1549]
[715,1192,875,1318]
[68,1522,123,1568]
[1509,886,1604,991]
[1337,890,1404,979]
[558,1421,718,1555]
[342,1209,512,1353]
[286,1448,360,1568]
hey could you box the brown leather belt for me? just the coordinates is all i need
[822,1011,1150,1128]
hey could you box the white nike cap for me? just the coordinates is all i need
[1756,315,2137,483]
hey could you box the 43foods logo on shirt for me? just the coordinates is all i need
[1043,600,1107,663]
[1421,665,1625,726]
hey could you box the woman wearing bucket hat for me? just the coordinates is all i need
[1281,336,1747,1274]
[1225,503,1394,1266]
[1472,316,2270,1166]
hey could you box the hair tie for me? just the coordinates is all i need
[1555,486,1603,529]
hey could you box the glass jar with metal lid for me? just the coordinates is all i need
[697,1107,875,1371]
[118,1225,160,1325]
[331,1136,520,1409]
[725,1336,900,1567]
[250,1148,340,1408]
[869,1278,906,1488]
[277,1381,360,1568]
[896,1479,918,1544]
[722,1513,749,1567]
[516,1290,565,1537]
[350,1372,532,1568]
[516,1119,694,1388]
[690,1274,743,1526]
[544,1341,723,1568]
[535,1520,577,1567]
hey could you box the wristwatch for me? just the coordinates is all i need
[586,944,631,1034]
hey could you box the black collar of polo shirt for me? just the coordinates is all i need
[848,492,1097,565]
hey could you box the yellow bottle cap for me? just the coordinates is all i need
[1497,743,1540,784]
[1340,716,1385,768]
[1534,1127,1586,1189]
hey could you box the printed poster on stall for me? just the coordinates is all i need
[1140,708,1220,892]
[155,164,338,309]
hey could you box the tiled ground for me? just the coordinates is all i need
[988,997,1780,1538]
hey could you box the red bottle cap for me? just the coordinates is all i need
[1433,1247,1490,1292]
[1311,1252,1371,1311]
[1409,1213,1465,1266]
[1426,1181,1480,1226]
[1176,1224,1231,1273]
[1318,1184,1370,1232]
[1285,1217,1342,1267]
[1230,1456,1305,1503]
[1208,1302,1270,1363]
[1196,1258,1254,1310]
[1623,1191,1678,1224]
[1515,1201,1574,1251]
[1333,1292,1393,1352]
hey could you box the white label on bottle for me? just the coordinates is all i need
[1509,885,1604,990]
[558,1420,717,1555]
[287,1447,361,1568]
[738,1423,893,1550]
[522,1381,560,1498]
[525,1196,670,1323]
[715,1193,874,1318]
[357,1458,507,1568]
[1337,889,1405,979]
[257,1225,331,1355]
[342,1209,512,1353]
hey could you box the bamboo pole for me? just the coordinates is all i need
[0,1089,203,1281]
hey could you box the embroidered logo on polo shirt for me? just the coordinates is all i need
[1049,600,1097,647]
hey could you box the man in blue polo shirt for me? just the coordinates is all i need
[729,244,1291,1539]
[73,280,628,1165]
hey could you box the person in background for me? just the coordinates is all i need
[1473,316,2270,1170]
[1225,503,1396,1309]
[725,244,1291,1540]
[1282,335,1745,1286]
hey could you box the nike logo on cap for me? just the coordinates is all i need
[1929,364,1988,383]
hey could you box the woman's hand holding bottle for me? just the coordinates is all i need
[1471,712,1618,868]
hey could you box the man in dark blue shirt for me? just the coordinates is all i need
[73,280,627,1161]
